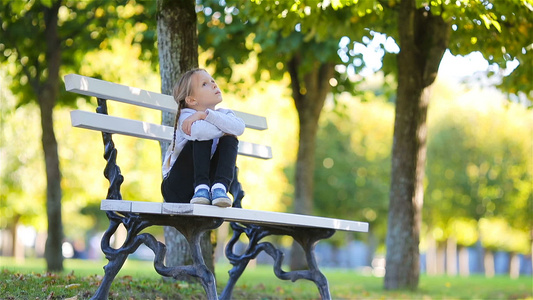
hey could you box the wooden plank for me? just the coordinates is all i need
[71,110,273,159]
[132,201,162,214]
[65,74,268,130]
[100,200,369,233]
[101,200,131,212]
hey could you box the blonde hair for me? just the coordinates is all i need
[170,68,206,151]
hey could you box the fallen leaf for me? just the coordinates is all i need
[66,283,81,289]
[46,291,54,300]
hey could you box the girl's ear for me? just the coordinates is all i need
[185,96,196,107]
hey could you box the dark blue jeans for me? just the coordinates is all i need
[161,135,239,203]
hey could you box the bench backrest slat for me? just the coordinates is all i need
[70,110,273,159]
[65,74,268,130]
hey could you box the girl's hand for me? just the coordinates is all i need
[182,111,207,135]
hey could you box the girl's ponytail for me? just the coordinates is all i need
[170,68,205,151]
[170,100,186,151]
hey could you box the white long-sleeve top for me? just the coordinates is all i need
[162,107,245,178]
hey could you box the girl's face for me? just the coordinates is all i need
[187,70,222,111]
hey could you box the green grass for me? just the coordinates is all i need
[1,257,532,299]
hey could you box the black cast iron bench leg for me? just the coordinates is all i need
[150,215,224,300]
[91,212,155,300]
[90,212,223,300]
[220,223,335,300]
[290,227,335,300]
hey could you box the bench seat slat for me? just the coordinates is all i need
[71,110,273,159]
[101,200,369,233]
[65,74,268,130]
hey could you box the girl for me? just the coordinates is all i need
[161,68,245,207]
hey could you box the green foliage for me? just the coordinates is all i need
[446,217,479,247]
[424,82,532,252]
[197,0,386,94]
[1,0,109,105]
[0,0,162,239]
[479,217,530,253]
[420,0,533,99]
[197,0,532,99]
[313,88,394,243]
[0,79,46,229]
[312,75,532,252]
[0,0,155,106]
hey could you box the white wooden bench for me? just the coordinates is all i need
[65,74,369,300]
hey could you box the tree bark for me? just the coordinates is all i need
[509,252,520,279]
[384,1,449,290]
[366,230,378,267]
[157,0,215,280]
[41,1,64,272]
[446,237,457,275]
[425,233,437,275]
[287,55,334,270]
[458,245,470,276]
[484,249,495,278]
[436,243,445,275]
[10,215,21,260]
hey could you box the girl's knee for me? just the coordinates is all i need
[220,134,238,144]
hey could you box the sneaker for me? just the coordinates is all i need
[211,188,232,208]
[190,189,211,205]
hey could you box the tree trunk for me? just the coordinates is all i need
[157,0,215,280]
[425,233,437,275]
[41,1,63,272]
[384,2,449,290]
[509,252,520,279]
[446,237,457,275]
[484,249,495,278]
[287,55,334,270]
[474,241,485,273]
[12,215,24,262]
[458,245,470,276]
[436,243,445,275]
[366,230,378,267]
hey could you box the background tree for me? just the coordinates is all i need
[313,81,394,261]
[382,0,450,289]
[197,0,384,270]
[0,80,45,259]
[0,0,130,271]
[382,0,531,289]
[425,90,532,277]
[196,0,532,278]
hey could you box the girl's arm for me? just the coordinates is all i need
[182,111,206,135]
[180,108,245,141]
[180,110,224,141]
[204,108,245,136]
[188,121,224,140]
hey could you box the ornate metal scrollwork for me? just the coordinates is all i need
[221,166,336,299]
[92,211,224,300]
[96,98,123,201]
[220,221,336,300]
